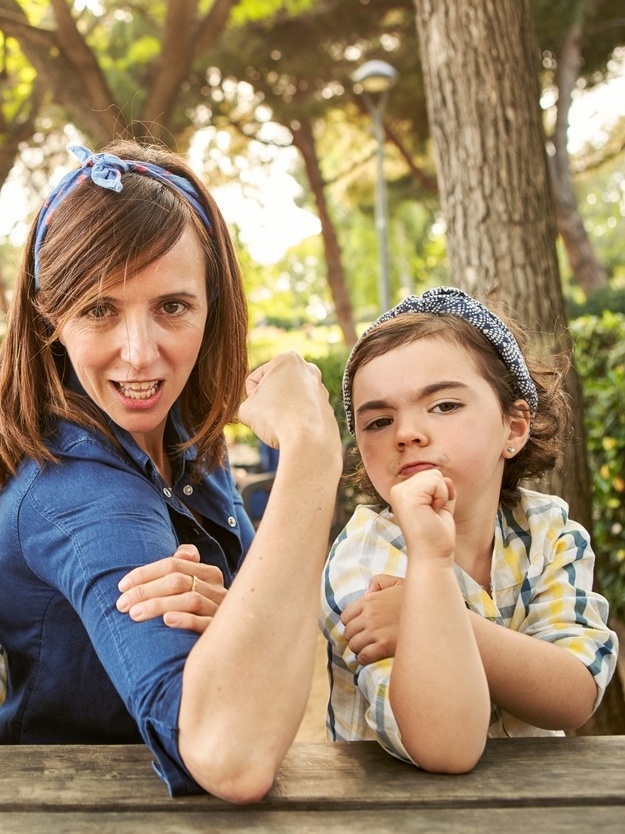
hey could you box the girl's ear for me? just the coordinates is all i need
[504,400,531,456]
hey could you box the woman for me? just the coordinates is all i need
[0,140,342,801]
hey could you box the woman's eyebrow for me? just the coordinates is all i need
[355,380,469,419]
[91,290,200,304]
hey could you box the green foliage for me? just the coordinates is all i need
[232,0,315,25]
[573,149,625,285]
[304,349,351,438]
[567,284,625,317]
[571,312,625,618]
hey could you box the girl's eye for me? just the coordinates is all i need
[432,401,461,414]
[364,416,393,431]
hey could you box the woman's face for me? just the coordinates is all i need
[58,226,208,458]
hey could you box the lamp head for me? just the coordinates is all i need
[352,60,399,94]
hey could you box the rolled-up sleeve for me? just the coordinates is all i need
[21,460,217,794]
[512,511,618,710]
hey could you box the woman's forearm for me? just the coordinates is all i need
[178,436,342,802]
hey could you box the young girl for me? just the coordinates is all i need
[321,287,618,773]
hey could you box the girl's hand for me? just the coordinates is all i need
[341,574,405,664]
[116,544,225,633]
[390,469,456,559]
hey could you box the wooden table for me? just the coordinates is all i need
[0,736,623,833]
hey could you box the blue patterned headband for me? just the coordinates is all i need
[33,144,212,290]
[343,287,538,434]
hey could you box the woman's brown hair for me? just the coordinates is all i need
[0,139,248,485]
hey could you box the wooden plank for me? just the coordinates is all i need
[0,806,623,834]
[271,736,625,809]
[0,737,624,812]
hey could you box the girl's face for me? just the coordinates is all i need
[352,336,529,522]
[58,226,208,459]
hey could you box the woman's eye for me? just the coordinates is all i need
[162,300,185,315]
[87,304,111,319]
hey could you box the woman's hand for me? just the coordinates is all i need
[238,352,341,465]
[116,544,225,633]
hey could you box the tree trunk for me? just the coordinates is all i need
[291,119,357,347]
[549,14,607,295]
[413,0,591,530]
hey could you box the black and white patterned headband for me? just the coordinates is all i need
[342,287,538,434]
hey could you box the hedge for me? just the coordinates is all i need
[571,312,625,619]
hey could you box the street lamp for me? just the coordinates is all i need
[352,60,399,315]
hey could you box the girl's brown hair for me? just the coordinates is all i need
[0,139,248,485]
[346,311,571,508]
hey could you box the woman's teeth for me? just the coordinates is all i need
[118,381,159,400]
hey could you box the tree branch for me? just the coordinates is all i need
[49,0,123,141]
[140,0,197,133]
[192,0,242,55]
[0,0,124,144]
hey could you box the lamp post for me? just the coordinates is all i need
[352,59,399,315]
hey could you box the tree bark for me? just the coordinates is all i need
[413,0,591,530]
[549,13,607,295]
[291,119,357,346]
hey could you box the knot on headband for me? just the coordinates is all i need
[33,144,212,289]
[342,287,538,434]
[76,145,130,193]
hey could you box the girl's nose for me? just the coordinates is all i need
[119,317,159,369]
[395,416,428,448]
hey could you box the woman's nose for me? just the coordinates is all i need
[118,317,159,369]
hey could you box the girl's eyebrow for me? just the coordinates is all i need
[355,380,469,420]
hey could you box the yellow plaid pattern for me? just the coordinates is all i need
[321,488,618,763]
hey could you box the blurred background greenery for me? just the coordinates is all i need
[0,0,624,620]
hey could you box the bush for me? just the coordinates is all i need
[305,350,351,440]
[567,285,625,318]
[571,312,625,619]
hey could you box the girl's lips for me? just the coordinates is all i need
[399,462,437,477]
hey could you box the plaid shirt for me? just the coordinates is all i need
[321,488,618,763]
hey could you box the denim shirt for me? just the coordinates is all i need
[0,406,254,795]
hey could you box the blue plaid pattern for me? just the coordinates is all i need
[321,489,618,763]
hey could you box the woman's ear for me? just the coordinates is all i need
[504,400,531,457]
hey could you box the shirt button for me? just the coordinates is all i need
[183,485,193,496]
[163,487,172,498]
[227,516,237,528]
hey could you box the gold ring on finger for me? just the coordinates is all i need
[190,575,198,594]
